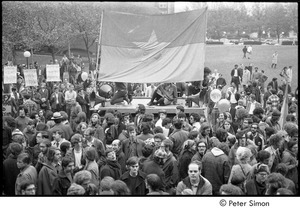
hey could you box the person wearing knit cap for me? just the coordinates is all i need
[245,163,270,195]
[142,149,167,190]
[11,129,27,148]
[202,138,231,195]
[265,109,281,131]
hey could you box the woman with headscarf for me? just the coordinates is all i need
[178,140,196,181]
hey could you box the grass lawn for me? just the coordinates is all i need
[205,45,298,92]
[13,45,298,91]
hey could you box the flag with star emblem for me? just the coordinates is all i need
[99,8,207,83]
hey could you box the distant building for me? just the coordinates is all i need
[155,2,174,14]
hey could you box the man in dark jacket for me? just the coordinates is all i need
[100,149,122,181]
[3,143,23,195]
[142,149,167,190]
[37,147,61,195]
[202,139,231,195]
[161,139,179,195]
[120,156,147,195]
[168,119,189,159]
[122,126,145,162]
[52,156,74,195]
[112,139,126,174]
[245,163,269,195]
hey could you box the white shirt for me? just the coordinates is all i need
[155,118,163,128]
[74,149,82,167]
[286,68,292,83]
[55,93,59,104]
[145,85,156,97]
[233,69,238,77]
[249,102,256,115]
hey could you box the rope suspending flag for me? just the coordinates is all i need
[99,8,207,83]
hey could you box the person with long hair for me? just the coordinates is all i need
[178,140,196,181]
[76,122,88,136]
[88,113,105,141]
[223,119,235,136]
[198,122,212,149]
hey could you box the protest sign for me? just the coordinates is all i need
[4,66,17,84]
[23,69,38,86]
[46,64,60,82]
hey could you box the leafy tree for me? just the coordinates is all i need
[2,2,33,64]
[61,2,102,64]
[30,2,72,61]
[285,3,298,34]
[249,3,267,41]
[265,3,290,43]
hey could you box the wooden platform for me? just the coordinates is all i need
[90,97,206,116]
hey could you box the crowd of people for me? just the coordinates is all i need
[2,52,298,196]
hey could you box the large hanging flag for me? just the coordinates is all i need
[99,8,207,83]
[278,84,289,130]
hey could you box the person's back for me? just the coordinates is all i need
[169,129,189,158]
[37,162,58,195]
[202,146,230,195]
[3,155,20,195]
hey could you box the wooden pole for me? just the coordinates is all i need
[96,10,104,81]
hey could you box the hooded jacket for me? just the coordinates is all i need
[52,169,73,195]
[100,160,122,180]
[37,162,59,195]
[202,147,231,195]
[162,152,179,190]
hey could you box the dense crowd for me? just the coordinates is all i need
[2,54,298,196]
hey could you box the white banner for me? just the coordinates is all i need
[23,69,38,86]
[46,64,60,82]
[3,66,17,84]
